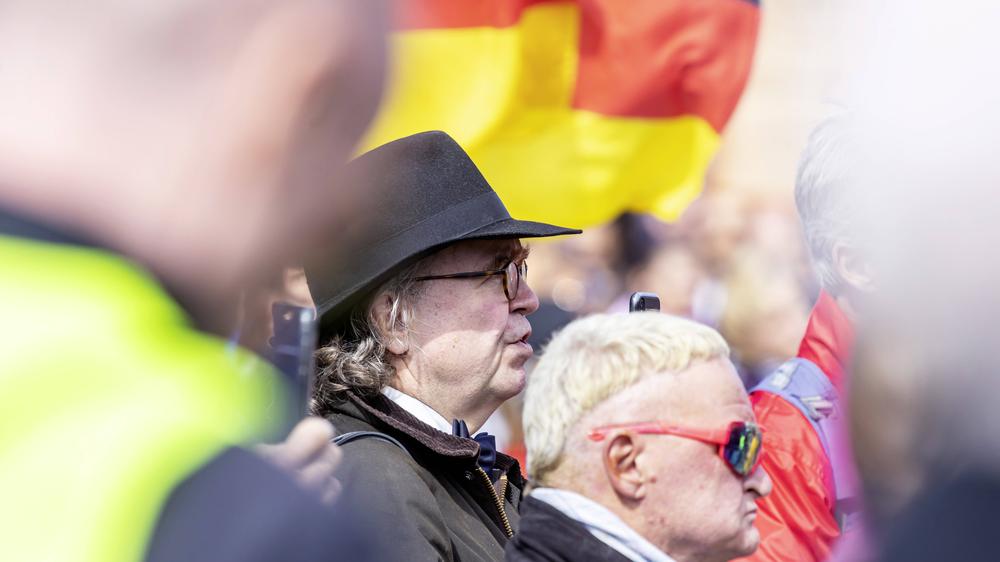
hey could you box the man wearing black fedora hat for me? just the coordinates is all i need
[306,130,580,561]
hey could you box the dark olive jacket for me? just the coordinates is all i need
[505,496,632,562]
[327,391,524,562]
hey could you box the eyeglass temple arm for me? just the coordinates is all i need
[587,422,730,445]
[412,268,505,281]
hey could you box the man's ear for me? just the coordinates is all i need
[371,293,409,356]
[603,432,648,502]
[832,242,875,293]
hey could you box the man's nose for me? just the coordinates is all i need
[512,278,540,316]
[746,464,773,498]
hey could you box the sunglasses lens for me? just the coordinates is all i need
[723,423,762,476]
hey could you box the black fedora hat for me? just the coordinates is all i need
[306,130,581,340]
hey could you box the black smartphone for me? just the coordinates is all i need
[268,302,317,419]
[629,292,661,313]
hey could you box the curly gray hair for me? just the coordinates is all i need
[310,260,425,416]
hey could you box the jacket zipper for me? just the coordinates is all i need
[475,467,513,537]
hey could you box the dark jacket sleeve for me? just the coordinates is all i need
[337,438,453,561]
[144,446,388,562]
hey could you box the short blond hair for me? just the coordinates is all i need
[524,312,729,483]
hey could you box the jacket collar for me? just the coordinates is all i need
[346,390,479,457]
[511,496,634,562]
[530,488,676,562]
[797,290,855,392]
[380,386,453,434]
[344,390,523,483]
[342,391,524,488]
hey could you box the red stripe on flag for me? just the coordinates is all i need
[572,0,759,130]
[394,0,566,30]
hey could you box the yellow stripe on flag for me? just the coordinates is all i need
[363,3,721,228]
[472,111,719,226]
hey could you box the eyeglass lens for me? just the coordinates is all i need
[504,260,526,301]
[723,423,761,476]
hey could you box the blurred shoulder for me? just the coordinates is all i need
[146,446,387,562]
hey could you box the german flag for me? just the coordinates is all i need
[361,0,760,228]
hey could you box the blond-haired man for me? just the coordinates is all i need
[508,313,772,562]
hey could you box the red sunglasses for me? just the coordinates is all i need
[587,420,763,477]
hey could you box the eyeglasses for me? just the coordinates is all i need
[587,420,763,477]
[412,259,527,302]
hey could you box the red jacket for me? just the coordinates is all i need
[736,291,855,562]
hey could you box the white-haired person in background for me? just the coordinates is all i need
[735,112,878,562]
[507,312,772,562]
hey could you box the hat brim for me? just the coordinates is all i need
[458,218,582,241]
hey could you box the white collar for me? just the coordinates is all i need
[530,488,676,562]
[381,386,453,434]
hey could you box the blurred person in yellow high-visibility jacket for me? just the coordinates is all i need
[0,1,390,561]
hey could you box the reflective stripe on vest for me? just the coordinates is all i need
[0,235,288,562]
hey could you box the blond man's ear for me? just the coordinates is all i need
[604,431,649,502]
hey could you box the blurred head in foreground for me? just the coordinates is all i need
[521,312,771,562]
[831,3,1000,547]
[0,1,390,560]
[0,0,387,332]
[845,70,1000,537]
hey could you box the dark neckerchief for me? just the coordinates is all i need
[452,419,498,480]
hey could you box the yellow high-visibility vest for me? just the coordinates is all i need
[0,234,288,562]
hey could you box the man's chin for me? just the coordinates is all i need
[495,366,527,399]
[734,528,761,558]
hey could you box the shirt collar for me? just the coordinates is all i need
[380,386,452,434]
[530,488,676,562]
[797,290,855,393]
